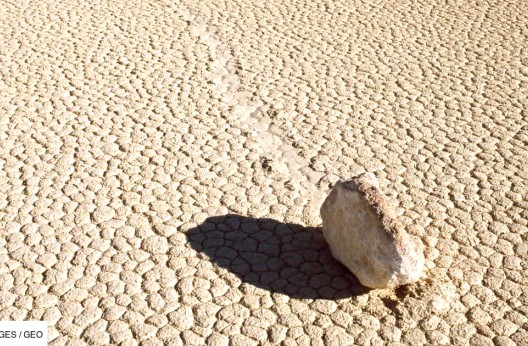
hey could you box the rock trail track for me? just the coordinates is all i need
[0,0,527,345]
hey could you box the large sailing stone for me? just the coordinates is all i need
[320,173,425,288]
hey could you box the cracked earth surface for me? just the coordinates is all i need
[1,0,527,345]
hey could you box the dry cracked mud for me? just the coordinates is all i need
[0,0,527,345]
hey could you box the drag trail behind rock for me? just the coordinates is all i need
[177,3,330,226]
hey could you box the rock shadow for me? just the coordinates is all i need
[186,214,369,300]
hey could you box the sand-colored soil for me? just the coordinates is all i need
[1,0,527,345]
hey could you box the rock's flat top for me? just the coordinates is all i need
[1,0,527,345]
[321,173,425,288]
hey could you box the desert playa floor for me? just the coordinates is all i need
[1,0,527,345]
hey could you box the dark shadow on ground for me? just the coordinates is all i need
[186,214,370,300]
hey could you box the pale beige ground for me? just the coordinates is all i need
[1,0,527,345]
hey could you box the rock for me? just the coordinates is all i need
[320,172,424,288]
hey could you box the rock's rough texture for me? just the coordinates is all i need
[320,173,425,288]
